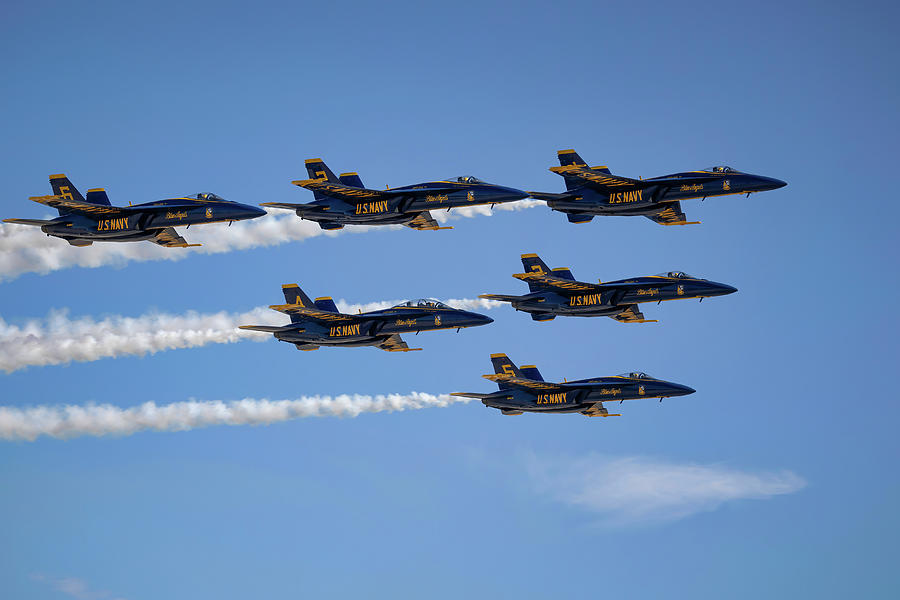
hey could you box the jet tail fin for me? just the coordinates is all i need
[281,283,316,323]
[557,149,587,167]
[338,172,364,188]
[519,253,553,292]
[518,364,544,381]
[48,174,85,215]
[84,188,112,206]
[313,297,340,313]
[304,158,340,183]
[490,353,524,390]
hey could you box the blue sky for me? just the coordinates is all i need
[1,1,898,598]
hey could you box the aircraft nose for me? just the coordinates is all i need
[757,176,787,191]
[709,282,738,296]
[499,186,530,202]
[672,383,696,396]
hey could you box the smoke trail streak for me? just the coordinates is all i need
[0,200,545,282]
[0,392,468,441]
[0,298,505,373]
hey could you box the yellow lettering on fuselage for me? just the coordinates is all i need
[570,293,603,306]
[609,189,643,204]
[536,393,568,405]
[355,200,389,215]
[97,217,129,232]
[329,324,362,337]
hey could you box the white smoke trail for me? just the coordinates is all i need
[0,392,468,441]
[0,298,505,373]
[0,200,545,282]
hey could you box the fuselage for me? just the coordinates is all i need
[272,305,493,347]
[508,274,737,317]
[549,169,786,216]
[484,375,695,414]
[39,197,266,242]
[299,179,528,225]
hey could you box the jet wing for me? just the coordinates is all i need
[613,305,657,324]
[405,211,452,231]
[548,165,643,190]
[481,373,566,391]
[378,334,422,352]
[29,195,125,217]
[268,303,357,323]
[291,178,386,200]
[646,202,700,226]
[512,271,598,292]
[152,227,201,248]
[581,402,621,417]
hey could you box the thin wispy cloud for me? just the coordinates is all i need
[30,574,126,600]
[1,392,468,441]
[0,298,503,373]
[525,453,806,526]
[0,200,544,282]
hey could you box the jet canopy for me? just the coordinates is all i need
[708,166,737,173]
[618,371,656,380]
[656,271,696,279]
[185,192,228,201]
[451,176,484,184]
[396,298,451,309]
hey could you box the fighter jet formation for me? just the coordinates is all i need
[3,174,266,247]
[2,149,787,419]
[451,354,695,416]
[481,253,737,323]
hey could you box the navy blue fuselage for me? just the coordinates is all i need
[261,159,528,231]
[452,354,695,417]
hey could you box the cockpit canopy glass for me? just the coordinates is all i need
[185,192,228,201]
[453,176,483,184]
[396,298,450,309]
[655,271,695,279]
[618,371,655,379]
[708,166,735,173]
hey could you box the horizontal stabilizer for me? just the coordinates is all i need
[450,392,497,400]
[238,325,301,333]
[478,293,522,303]
[527,190,578,202]
[2,218,56,226]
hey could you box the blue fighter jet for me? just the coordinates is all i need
[452,353,696,416]
[3,174,266,247]
[480,253,737,323]
[239,284,494,352]
[259,158,529,231]
[529,149,787,226]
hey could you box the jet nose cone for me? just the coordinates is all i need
[500,187,530,202]
[711,282,738,296]
[756,176,787,191]
[674,384,696,396]
[474,313,494,325]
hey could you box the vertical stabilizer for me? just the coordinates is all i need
[304,159,340,183]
